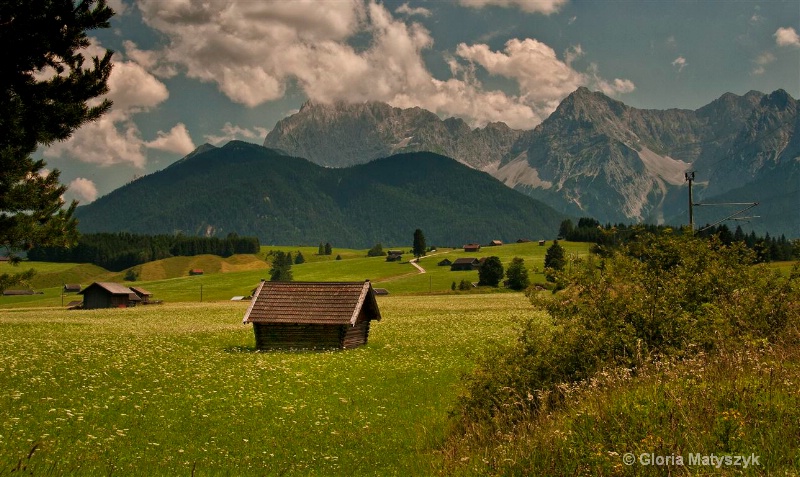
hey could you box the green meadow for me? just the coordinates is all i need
[1,241,591,306]
[0,295,531,475]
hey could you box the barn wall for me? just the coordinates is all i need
[342,321,370,349]
[83,289,112,309]
[253,323,344,350]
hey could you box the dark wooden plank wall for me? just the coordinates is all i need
[253,322,371,350]
[254,323,343,350]
[342,321,370,349]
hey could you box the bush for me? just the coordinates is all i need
[367,243,386,257]
[454,231,800,430]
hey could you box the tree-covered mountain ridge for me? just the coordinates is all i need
[74,143,566,247]
[264,88,799,237]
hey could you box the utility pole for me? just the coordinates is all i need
[685,171,695,231]
[686,171,759,233]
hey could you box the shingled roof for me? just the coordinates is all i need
[243,281,381,326]
[78,282,140,298]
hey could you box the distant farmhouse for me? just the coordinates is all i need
[463,243,481,252]
[130,286,155,304]
[63,284,82,293]
[386,250,403,262]
[488,240,503,246]
[451,258,481,271]
[243,280,382,350]
[79,282,142,309]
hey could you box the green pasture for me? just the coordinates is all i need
[1,242,592,307]
[0,294,533,475]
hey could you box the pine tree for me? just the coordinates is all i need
[544,242,566,281]
[318,243,325,255]
[505,257,530,290]
[268,251,293,281]
[0,0,114,291]
[324,242,332,255]
[413,229,426,259]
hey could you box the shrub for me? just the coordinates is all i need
[454,231,800,430]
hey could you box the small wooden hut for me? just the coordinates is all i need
[129,286,154,304]
[243,280,382,350]
[463,243,481,252]
[451,258,481,271]
[78,282,141,309]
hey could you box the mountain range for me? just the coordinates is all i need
[265,88,799,237]
[75,143,565,247]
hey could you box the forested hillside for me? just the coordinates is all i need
[74,142,565,247]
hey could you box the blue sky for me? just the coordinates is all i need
[42,0,799,204]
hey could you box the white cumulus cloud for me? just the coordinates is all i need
[145,123,196,155]
[43,38,191,169]
[672,56,687,72]
[752,51,776,75]
[458,0,568,14]
[204,123,270,145]
[68,178,98,204]
[134,0,628,129]
[775,27,800,47]
[395,3,432,17]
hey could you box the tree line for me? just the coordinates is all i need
[28,233,260,271]
[560,218,799,262]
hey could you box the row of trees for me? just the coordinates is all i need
[560,218,799,263]
[28,233,260,271]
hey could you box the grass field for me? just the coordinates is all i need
[0,241,592,307]
[0,294,533,475]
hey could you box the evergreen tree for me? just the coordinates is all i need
[544,241,566,280]
[0,0,114,291]
[268,251,293,282]
[558,219,574,239]
[413,229,426,259]
[478,256,504,287]
[294,251,305,264]
[367,243,386,257]
[505,257,530,290]
[318,243,325,255]
[324,242,332,255]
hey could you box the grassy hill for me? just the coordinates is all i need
[1,242,593,307]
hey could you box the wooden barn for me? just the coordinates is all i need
[386,250,403,262]
[78,282,141,309]
[63,284,82,293]
[129,286,154,304]
[243,280,382,350]
[437,258,453,266]
[463,243,481,252]
[488,240,503,246]
[451,258,481,271]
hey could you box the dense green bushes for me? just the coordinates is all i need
[453,230,800,432]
